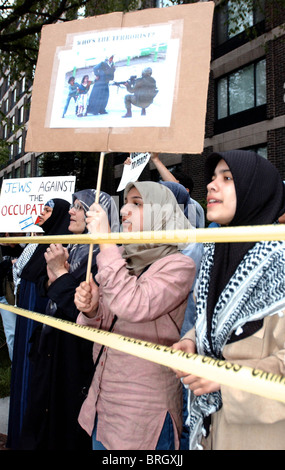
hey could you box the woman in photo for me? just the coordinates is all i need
[76,75,93,117]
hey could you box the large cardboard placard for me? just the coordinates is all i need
[26,3,214,154]
[0,176,75,232]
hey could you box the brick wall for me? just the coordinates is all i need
[265,0,285,30]
[273,36,285,118]
[265,29,285,180]
[205,70,215,139]
[268,128,285,180]
[181,148,213,203]
[267,34,285,119]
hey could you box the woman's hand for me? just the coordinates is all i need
[46,265,57,286]
[86,203,111,235]
[171,339,221,396]
[74,277,99,317]
[44,244,69,282]
[150,152,160,162]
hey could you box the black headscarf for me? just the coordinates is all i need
[20,198,71,282]
[204,150,285,345]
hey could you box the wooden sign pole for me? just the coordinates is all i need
[86,151,105,283]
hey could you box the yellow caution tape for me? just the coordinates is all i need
[2,303,285,404]
[0,224,285,245]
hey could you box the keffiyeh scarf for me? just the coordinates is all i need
[12,243,38,305]
[188,240,285,450]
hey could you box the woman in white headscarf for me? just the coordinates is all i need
[74,181,196,450]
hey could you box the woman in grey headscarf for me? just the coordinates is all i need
[75,182,196,450]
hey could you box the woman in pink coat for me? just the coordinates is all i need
[74,181,196,450]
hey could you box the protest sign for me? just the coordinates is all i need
[25,2,214,154]
[117,152,150,191]
[0,176,75,232]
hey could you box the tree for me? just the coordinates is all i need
[1,0,285,81]
[0,0,141,81]
[0,140,9,167]
[2,0,284,184]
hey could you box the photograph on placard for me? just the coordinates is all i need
[48,24,179,129]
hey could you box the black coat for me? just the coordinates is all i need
[19,267,97,450]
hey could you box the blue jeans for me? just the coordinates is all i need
[92,412,175,450]
[0,296,16,361]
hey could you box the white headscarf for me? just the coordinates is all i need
[122,181,191,275]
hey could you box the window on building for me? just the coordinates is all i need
[15,167,21,178]
[6,75,10,91]
[17,136,23,155]
[21,76,26,94]
[19,106,24,124]
[256,145,267,158]
[3,123,7,139]
[237,144,267,159]
[156,0,172,7]
[35,155,43,176]
[24,160,31,177]
[9,143,14,160]
[11,115,16,132]
[217,58,266,120]
[215,0,265,46]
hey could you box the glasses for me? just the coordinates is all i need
[69,203,84,212]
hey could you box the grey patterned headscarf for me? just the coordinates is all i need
[67,189,119,278]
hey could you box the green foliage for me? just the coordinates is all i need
[1,0,285,81]
[163,0,198,4]
[0,140,10,168]
[0,0,141,81]
[85,0,140,17]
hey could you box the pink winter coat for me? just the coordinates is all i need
[77,244,195,450]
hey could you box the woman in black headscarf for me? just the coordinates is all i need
[19,189,120,450]
[7,198,71,450]
[173,150,285,450]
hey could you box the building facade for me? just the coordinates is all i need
[189,0,285,201]
[0,0,284,204]
[0,74,43,183]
